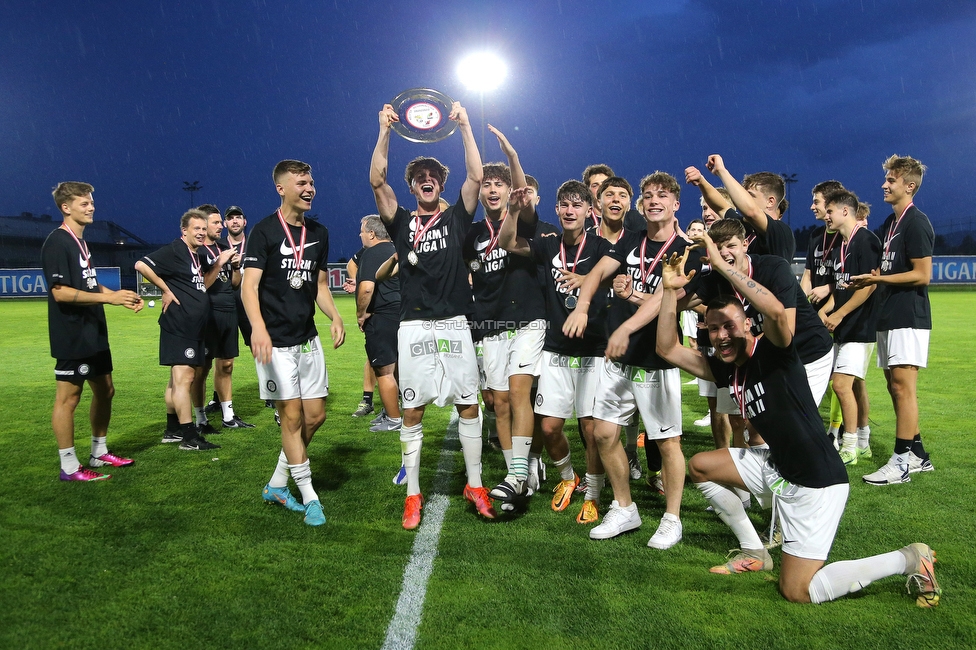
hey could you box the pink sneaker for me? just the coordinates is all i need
[60,467,111,482]
[90,452,134,468]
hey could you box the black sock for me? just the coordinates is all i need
[894,438,913,455]
[645,442,663,473]
[362,391,373,405]
[181,422,197,438]
[911,434,927,458]
[211,390,218,403]
[166,413,179,431]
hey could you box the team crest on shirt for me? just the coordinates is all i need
[78,364,90,376]
[184,348,196,359]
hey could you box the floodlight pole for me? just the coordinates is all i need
[183,181,202,209]
[782,173,798,227]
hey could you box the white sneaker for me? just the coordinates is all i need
[647,513,682,549]
[863,454,911,485]
[907,450,935,474]
[369,415,402,432]
[589,501,641,540]
[693,414,711,427]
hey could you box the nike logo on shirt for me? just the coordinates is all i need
[280,240,320,256]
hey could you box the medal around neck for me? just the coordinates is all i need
[391,88,459,143]
[289,274,304,290]
[564,295,578,310]
[407,250,419,266]
[469,260,481,272]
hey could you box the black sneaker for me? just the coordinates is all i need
[223,415,256,429]
[161,430,182,444]
[179,435,221,451]
[204,392,221,414]
[197,422,221,435]
[274,409,281,427]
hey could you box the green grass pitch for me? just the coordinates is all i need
[0,292,974,649]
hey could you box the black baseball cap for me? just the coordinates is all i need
[224,205,245,218]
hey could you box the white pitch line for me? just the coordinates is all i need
[381,414,461,650]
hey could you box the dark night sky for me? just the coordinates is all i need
[3,0,975,259]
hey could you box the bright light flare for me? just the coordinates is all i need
[457,52,507,92]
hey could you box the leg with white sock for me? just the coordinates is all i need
[53,380,83,475]
[399,420,424,496]
[457,406,484,488]
[807,550,909,604]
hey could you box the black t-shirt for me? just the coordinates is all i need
[876,205,934,330]
[707,336,848,489]
[387,191,475,321]
[605,230,702,368]
[804,224,841,290]
[200,239,236,312]
[696,254,833,364]
[827,227,882,343]
[140,239,213,338]
[530,232,612,357]
[726,208,796,261]
[41,227,109,360]
[464,213,555,339]
[357,241,400,316]
[241,213,330,347]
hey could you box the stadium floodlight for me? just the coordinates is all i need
[457,52,507,92]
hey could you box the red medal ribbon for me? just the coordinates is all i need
[883,202,913,258]
[60,224,91,263]
[559,231,588,273]
[732,337,761,419]
[412,209,443,253]
[839,223,862,276]
[639,231,677,286]
[277,209,307,276]
[482,213,505,260]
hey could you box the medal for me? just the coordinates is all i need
[277,209,308,288]
[410,209,442,267]
[559,232,587,312]
[469,259,481,272]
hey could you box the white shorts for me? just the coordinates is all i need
[729,447,849,561]
[803,349,834,406]
[877,328,929,369]
[534,352,603,419]
[698,378,717,398]
[592,363,682,440]
[475,341,488,391]
[681,310,699,339]
[256,336,329,401]
[832,341,875,379]
[398,316,480,409]
[480,320,546,391]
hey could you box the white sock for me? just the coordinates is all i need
[584,473,605,502]
[856,426,871,449]
[91,436,107,458]
[502,448,513,472]
[553,453,575,481]
[808,550,907,604]
[458,416,484,488]
[733,487,752,509]
[827,424,840,438]
[841,432,857,452]
[510,435,532,481]
[220,401,235,421]
[696,481,764,551]
[528,452,541,480]
[268,450,290,488]
[194,406,207,426]
[288,460,318,504]
[400,423,423,495]
[59,447,81,474]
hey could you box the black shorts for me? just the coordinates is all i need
[55,349,113,384]
[160,328,206,367]
[205,309,240,359]
[364,312,399,368]
[235,293,252,347]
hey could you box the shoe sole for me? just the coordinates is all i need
[589,520,641,540]
[863,475,911,485]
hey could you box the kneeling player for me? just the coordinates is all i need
[656,236,940,607]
